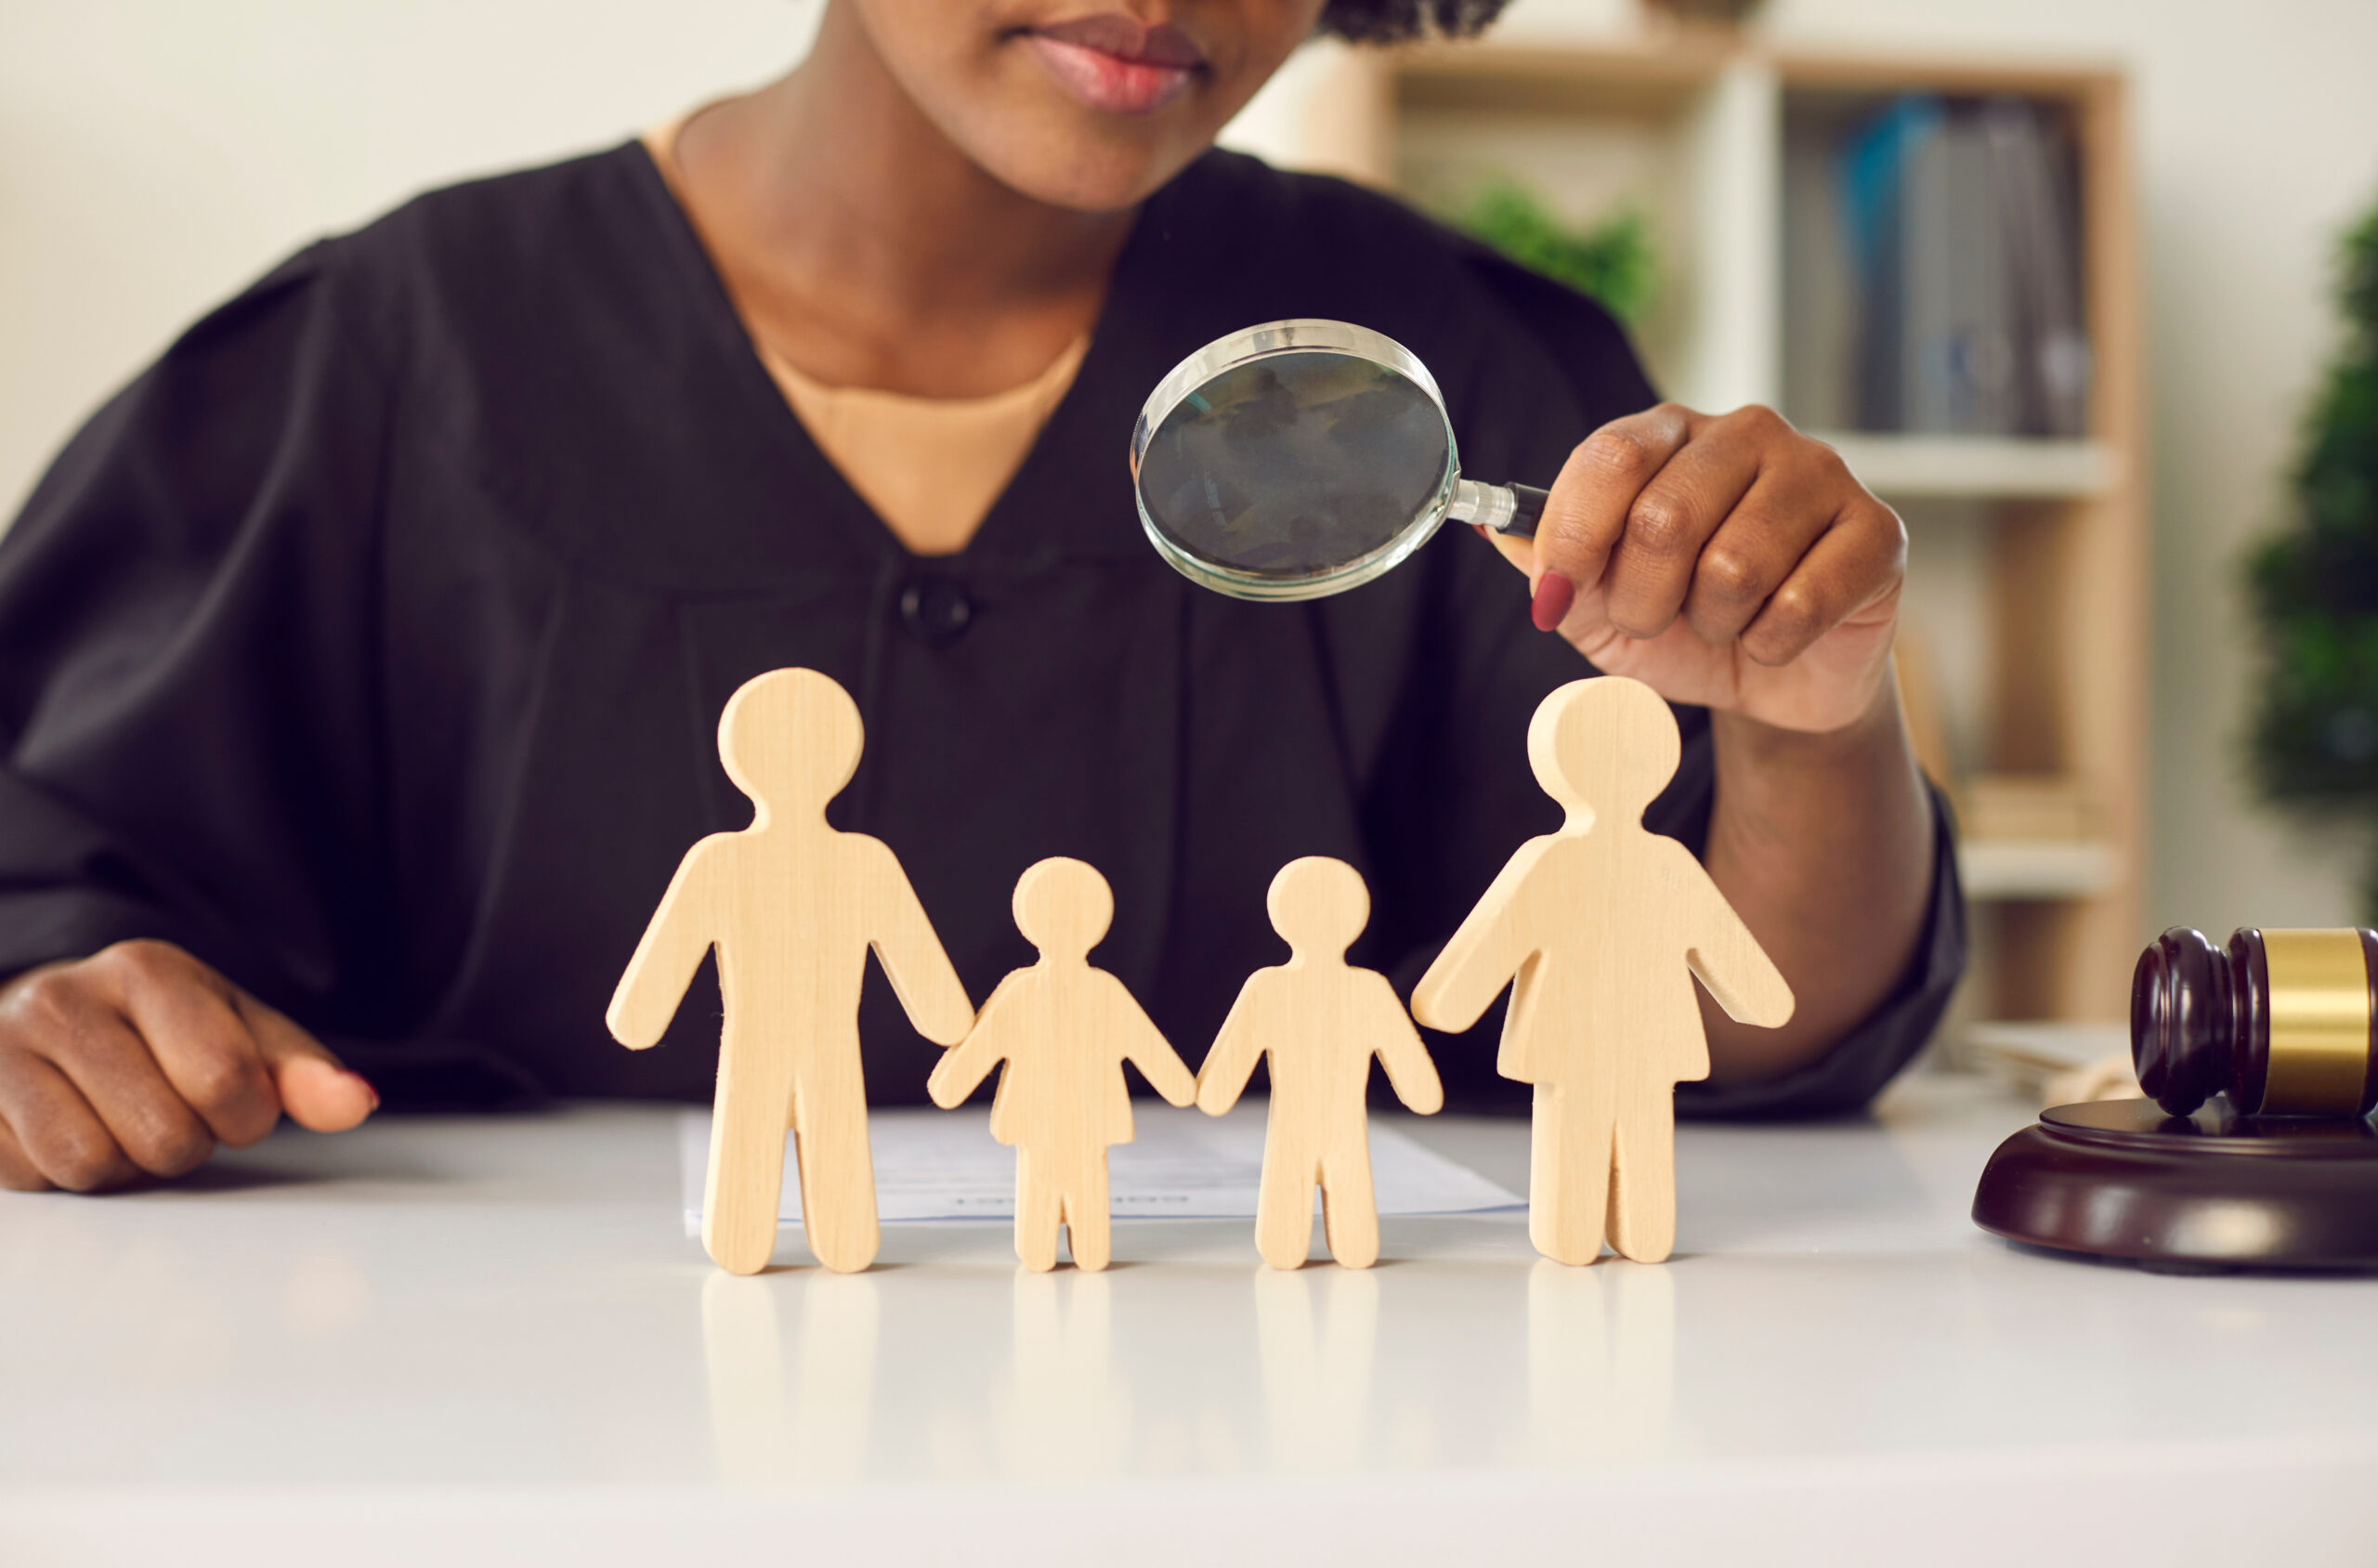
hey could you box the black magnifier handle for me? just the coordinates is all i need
[1453,480,1551,541]
[1503,484,1550,540]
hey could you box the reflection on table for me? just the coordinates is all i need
[6,1082,2377,1564]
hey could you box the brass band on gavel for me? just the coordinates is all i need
[2131,927,2378,1117]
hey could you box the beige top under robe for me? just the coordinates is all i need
[646,120,1087,556]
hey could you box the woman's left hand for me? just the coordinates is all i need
[1483,403,1905,735]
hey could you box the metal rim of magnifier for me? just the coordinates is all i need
[1130,319,1462,603]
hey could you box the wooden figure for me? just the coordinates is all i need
[1197,856,1443,1269]
[608,668,974,1276]
[1411,676,1794,1266]
[927,857,1196,1272]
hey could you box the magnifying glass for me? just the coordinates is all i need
[1130,319,1549,602]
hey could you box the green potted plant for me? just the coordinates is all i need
[2247,194,2378,909]
[1458,180,1657,326]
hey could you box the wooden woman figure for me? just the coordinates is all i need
[608,668,974,1276]
[1411,676,1794,1266]
[1197,856,1443,1269]
[927,857,1196,1272]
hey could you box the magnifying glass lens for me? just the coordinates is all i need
[1135,350,1453,581]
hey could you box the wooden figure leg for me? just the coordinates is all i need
[1015,1149,1063,1273]
[789,1073,880,1274]
[1255,1150,1317,1271]
[1605,1099,1678,1263]
[1319,1143,1379,1270]
[1065,1152,1112,1273]
[704,1037,795,1275]
[1529,1080,1614,1266]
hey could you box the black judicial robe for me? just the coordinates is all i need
[0,146,1966,1114]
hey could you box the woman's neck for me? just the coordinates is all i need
[671,5,1136,398]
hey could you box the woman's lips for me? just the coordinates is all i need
[1023,14,1204,116]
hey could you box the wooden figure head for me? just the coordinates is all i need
[1526,676,1679,826]
[1014,857,1114,961]
[717,668,863,825]
[1266,856,1369,961]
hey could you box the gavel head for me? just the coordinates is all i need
[2132,927,2378,1118]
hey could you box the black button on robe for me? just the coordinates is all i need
[0,146,1965,1115]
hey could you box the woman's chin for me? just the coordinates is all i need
[968,116,1208,214]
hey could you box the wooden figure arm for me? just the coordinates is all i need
[1369,976,1444,1116]
[925,1026,1002,1109]
[1117,984,1196,1108]
[926,974,1019,1108]
[1683,858,1797,1029]
[865,843,975,1046]
[606,845,718,1050]
[1410,845,1544,1032]
[1194,978,1267,1117]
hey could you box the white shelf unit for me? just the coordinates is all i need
[1329,36,2146,1024]
[1815,433,2121,500]
[1957,839,2121,900]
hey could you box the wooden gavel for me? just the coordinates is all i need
[2132,927,2378,1117]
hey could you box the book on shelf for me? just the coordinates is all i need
[1792,93,2091,440]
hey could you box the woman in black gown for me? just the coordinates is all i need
[0,0,1960,1192]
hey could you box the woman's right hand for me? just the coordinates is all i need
[0,940,376,1192]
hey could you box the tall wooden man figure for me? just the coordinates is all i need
[609,669,974,1276]
[1198,856,1443,1269]
[929,857,1196,1272]
[1412,677,1794,1266]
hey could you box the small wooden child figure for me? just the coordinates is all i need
[608,669,974,1276]
[927,856,1196,1272]
[1197,856,1444,1269]
[1412,676,1795,1267]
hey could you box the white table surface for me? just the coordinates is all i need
[4,1075,2374,1566]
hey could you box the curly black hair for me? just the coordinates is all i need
[1316,0,1513,45]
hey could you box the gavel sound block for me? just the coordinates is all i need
[1972,927,2378,1272]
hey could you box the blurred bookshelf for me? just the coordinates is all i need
[1312,34,2145,1027]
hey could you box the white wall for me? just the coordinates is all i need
[0,0,817,516]
[7,0,2378,941]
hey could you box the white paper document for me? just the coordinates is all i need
[678,1103,1521,1231]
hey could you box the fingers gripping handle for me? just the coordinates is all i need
[1451,480,1549,541]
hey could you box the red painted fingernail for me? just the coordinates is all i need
[1531,572,1575,633]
